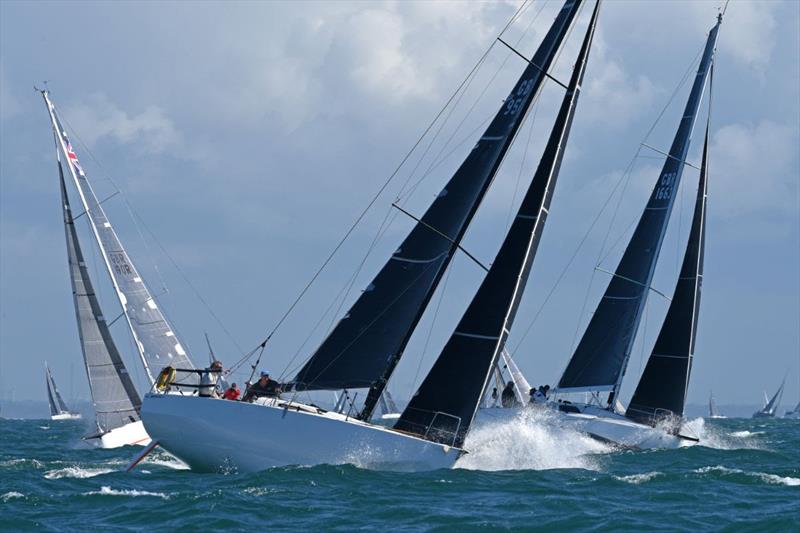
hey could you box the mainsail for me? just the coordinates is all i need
[626,120,711,426]
[291,0,586,422]
[754,378,785,417]
[57,154,141,433]
[395,0,601,447]
[41,91,194,383]
[556,17,721,402]
[45,363,72,417]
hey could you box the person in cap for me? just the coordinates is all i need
[242,371,282,402]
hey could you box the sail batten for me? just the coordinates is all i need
[556,18,721,401]
[291,0,587,423]
[42,92,194,384]
[395,0,601,447]
[57,152,142,433]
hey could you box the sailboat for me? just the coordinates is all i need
[477,11,722,450]
[139,0,598,472]
[39,90,195,447]
[785,399,800,419]
[752,378,785,418]
[708,391,725,419]
[45,363,82,420]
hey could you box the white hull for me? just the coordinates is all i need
[93,420,151,449]
[141,394,460,473]
[475,404,696,449]
[51,412,82,420]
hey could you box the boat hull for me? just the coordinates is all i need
[91,420,151,449]
[141,394,460,473]
[475,404,695,449]
[50,413,82,421]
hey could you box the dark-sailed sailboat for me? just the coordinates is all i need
[39,90,192,446]
[45,363,81,420]
[140,0,598,472]
[753,378,785,418]
[487,12,723,449]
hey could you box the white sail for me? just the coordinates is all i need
[42,92,194,383]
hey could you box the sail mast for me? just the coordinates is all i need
[40,91,194,383]
[556,16,722,405]
[291,0,586,423]
[395,0,601,447]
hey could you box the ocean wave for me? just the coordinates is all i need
[694,465,800,486]
[44,466,115,479]
[83,486,170,499]
[455,409,610,471]
[729,430,765,438]
[614,471,661,484]
[1,491,25,502]
[1,458,44,469]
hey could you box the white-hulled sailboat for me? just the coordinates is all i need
[753,378,785,418]
[709,391,725,419]
[40,90,196,448]
[45,363,81,420]
[477,12,723,450]
[140,0,600,472]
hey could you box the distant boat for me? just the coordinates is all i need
[785,400,800,419]
[753,378,785,418]
[708,391,725,419]
[46,363,82,421]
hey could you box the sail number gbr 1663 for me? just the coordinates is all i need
[654,172,677,201]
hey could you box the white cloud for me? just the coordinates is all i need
[62,93,179,153]
[710,120,798,216]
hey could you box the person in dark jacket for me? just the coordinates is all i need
[501,381,517,408]
[243,371,282,402]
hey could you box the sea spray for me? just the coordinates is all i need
[456,408,610,471]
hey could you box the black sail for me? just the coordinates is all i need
[59,163,142,433]
[395,1,601,448]
[291,0,585,416]
[556,18,721,400]
[626,122,710,426]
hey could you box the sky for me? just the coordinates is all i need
[1,0,798,411]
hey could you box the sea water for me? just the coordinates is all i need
[1,415,797,530]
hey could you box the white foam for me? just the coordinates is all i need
[83,486,169,499]
[694,422,764,450]
[615,471,661,484]
[455,409,610,471]
[729,430,764,438]
[694,465,800,486]
[1,491,24,502]
[44,466,115,479]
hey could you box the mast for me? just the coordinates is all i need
[395,0,601,447]
[40,91,194,384]
[626,115,711,426]
[55,142,142,433]
[290,0,586,423]
[556,15,722,405]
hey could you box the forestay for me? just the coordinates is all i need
[58,157,142,433]
[556,18,721,400]
[42,92,194,383]
[626,121,710,426]
[291,0,585,422]
[395,0,601,448]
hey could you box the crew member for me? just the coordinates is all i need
[243,371,282,402]
[222,382,241,400]
[501,381,517,408]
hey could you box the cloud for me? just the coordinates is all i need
[62,93,179,153]
[709,120,798,216]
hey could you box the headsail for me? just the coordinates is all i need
[41,91,194,383]
[759,379,785,416]
[57,154,141,433]
[291,0,586,424]
[556,17,721,402]
[395,0,601,447]
[626,119,711,426]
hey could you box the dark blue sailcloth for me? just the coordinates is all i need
[290,0,585,421]
[556,17,721,403]
[626,121,710,427]
[395,0,601,448]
